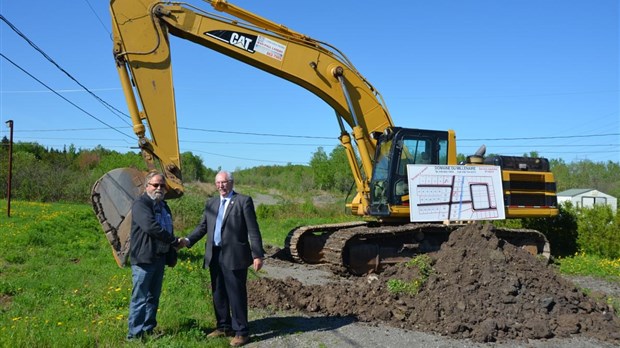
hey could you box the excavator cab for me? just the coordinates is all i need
[369,127,451,219]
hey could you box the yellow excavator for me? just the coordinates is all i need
[93,0,558,274]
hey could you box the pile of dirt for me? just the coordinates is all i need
[248,223,620,344]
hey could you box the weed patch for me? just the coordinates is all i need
[387,255,434,296]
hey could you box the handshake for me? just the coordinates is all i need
[174,237,190,250]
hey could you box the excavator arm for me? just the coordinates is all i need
[94,0,396,266]
[111,0,393,192]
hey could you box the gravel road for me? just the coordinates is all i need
[247,300,617,348]
[245,308,617,348]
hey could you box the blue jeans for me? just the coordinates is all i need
[128,258,165,339]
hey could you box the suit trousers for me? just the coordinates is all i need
[210,246,249,336]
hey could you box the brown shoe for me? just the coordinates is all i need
[230,335,249,347]
[207,329,234,338]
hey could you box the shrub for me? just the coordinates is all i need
[524,204,579,258]
[576,204,620,259]
[168,187,214,233]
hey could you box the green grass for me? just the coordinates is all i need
[556,252,620,279]
[0,200,230,347]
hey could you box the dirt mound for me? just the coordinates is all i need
[248,223,620,344]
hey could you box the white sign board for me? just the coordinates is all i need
[407,165,506,222]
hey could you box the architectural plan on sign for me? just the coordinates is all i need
[407,165,506,222]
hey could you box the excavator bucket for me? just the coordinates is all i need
[91,168,146,267]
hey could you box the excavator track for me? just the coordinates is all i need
[285,222,550,275]
[285,221,368,263]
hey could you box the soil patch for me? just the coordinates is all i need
[249,223,620,344]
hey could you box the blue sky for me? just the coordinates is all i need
[1,0,618,172]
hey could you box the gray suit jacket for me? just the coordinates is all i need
[187,191,264,270]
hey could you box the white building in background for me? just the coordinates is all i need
[557,188,617,213]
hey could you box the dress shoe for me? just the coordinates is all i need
[230,335,249,347]
[207,329,235,338]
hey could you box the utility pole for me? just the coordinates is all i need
[5,120,13,218]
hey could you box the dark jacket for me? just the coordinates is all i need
[187,191,264,270]
[129,193,177,265]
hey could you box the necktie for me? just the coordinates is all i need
[214,199,226,246]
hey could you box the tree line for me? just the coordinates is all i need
[1,138,619,206]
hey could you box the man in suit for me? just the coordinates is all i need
[181,170,264,347]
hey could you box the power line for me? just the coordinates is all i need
[460,133,619,142]
[15,126,619,143]
[0,53,134,139]
[83,0,111,37]
[0,13,131,125]
[187,148,307,165]
[15,136,135,143]
[14,126,336,140]
[407,89,619,100]
[459,144,619,148]
[179,126,334,139]
[0,87,120,94]
[461,149,619,155]
[183,140,335,146]
[14,135,333,147]
[0,143,133,150]
[12,127,122,132]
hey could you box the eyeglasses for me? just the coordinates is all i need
[148,183,166,188]
[215,180,231,185]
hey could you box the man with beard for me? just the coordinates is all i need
[127,171,179,340]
